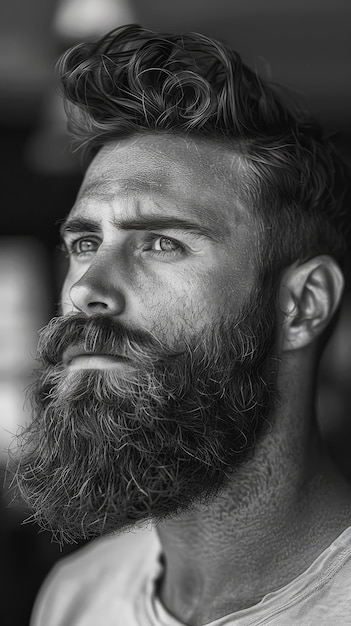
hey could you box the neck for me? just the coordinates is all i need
[155,361,351,625]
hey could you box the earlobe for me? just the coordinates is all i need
[279,256,344,352]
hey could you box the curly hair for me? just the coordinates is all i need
[57,24,350,279]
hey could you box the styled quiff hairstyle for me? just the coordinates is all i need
[57,24,349,283]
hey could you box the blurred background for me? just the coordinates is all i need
[1,0,351,623]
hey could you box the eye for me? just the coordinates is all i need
[152,236,182,252]
[65,237,100,258]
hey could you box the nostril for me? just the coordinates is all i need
[68,280,126,316]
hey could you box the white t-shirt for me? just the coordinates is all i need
[31,525,351,625]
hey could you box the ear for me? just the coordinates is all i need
[278,255,344,352]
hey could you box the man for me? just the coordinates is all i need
[15,24,351,625]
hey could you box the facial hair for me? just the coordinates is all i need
[14,290,277,545]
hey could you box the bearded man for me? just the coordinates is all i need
[15,24,351,625]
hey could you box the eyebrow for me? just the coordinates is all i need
[59,217,101,239]
[59,215,225,242]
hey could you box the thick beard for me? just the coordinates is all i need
[14,292,277,545]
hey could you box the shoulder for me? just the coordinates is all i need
[260,526,351,624]
[30,525,159,626]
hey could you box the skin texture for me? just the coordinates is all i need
[60,133,351,625]
[61,133,256,339]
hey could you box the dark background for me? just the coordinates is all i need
[1,1,350,624]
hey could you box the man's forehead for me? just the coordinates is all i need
[84,134,243,190]
[72,134,250,228]
[79,172,171,201]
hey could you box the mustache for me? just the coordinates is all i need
[37,313,181,367]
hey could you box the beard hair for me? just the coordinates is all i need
[14,288,278,545]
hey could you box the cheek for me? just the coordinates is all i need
[128,270,201,340]
[133,267,239,341]
[215,238,257,305]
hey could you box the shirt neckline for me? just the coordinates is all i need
[140,525,351,626]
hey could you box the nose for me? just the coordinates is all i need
[68,264,126,316]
